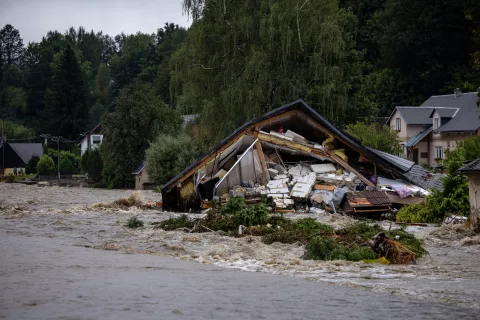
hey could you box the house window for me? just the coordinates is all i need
[434,118,440,129]
[420,152,429,159]
[435,146,444,159]
[395,118,401,131]
[92,135,102,145]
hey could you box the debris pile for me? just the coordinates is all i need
[162,101,440,216]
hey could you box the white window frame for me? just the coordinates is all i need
[435,146,443,159]
[434,118,439,129]
[395,118,401,131]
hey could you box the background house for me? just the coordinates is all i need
[79,123,103,156]
[387,89,480,166]
[0,142,43,175]
[132,161,153,190]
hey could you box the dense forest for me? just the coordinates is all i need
[1,0,479,187]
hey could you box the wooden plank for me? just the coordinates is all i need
[257,132,312,153]
[329,153,375,187]
[314,184,335,191]
[170,133,247,189]
[255,141,270,182]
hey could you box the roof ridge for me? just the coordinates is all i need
[430,92,479,98]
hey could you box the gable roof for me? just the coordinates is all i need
[422,92,480,133]
[390,107,435,125]
[8,143,43,164]
[458,159,480,174]
[405,126,433,148]
[429,107,459,118]
[132,161,146,175]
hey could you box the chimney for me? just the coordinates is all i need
[454,88,462,98]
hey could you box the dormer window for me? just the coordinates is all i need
[434,118,440,129]
[395,118,401,131]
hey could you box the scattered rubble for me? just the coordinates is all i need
[162,101,440,218]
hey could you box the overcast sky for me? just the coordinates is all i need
[0,0,192,44]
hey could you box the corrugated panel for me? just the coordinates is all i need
[405,126,433,148]
[367,148,415,172]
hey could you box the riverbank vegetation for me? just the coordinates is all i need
[155,197,426,264]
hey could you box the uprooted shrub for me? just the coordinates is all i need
[158,215,195,231]
[305,237,377,261]
[125,217,144,228]
[92,192,145,209]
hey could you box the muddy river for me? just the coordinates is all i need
[1,183,480,319]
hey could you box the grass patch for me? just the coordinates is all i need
[125,217,144,229]
[158,215,195,231]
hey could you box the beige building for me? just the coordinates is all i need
[132,161,153,190]
[458,159,480,232]
[387,90,480,166]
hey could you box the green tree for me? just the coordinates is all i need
[0,119,35,139]
[146,133,199,186]
[101,81,183,188]
[0,86,27,121]
[81,148,103,182]
[25,155,39,174]
[36,154,55,174]
[174,0,354,146]
[0,24,24,65]
[346,121,401,154]
[43,45,88,139]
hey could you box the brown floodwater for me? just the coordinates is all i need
[1,183,479,319]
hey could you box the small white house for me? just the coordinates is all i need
[79,123,103,156]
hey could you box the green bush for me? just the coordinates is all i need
[396,202,442,223]
[291,218,334,235]
[346,121,402,154]
[36,155,55,174]
[221,197,246,215]
[81,149,103,181]
[25,156,39,174]
[305,237,377,261]
[125,217,144,229]
[158,215,195,230]
[146,133,199,186]
[234,203,269,227]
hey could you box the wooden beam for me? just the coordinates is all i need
[257,132,312,153]
[170,133,247,189]
[255,141,270,182]
[329,153,375,187]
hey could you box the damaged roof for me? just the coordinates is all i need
[368,147,443,190]
[162,100,442,197]
[162,100,390,192]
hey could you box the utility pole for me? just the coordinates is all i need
[1,132,5,170]
[56,136,60,180]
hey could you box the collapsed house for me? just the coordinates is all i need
[162,100,442,213]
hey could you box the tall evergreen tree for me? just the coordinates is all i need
[0,24,24,65]
[101,81,183,188]
[43,45,87,139]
